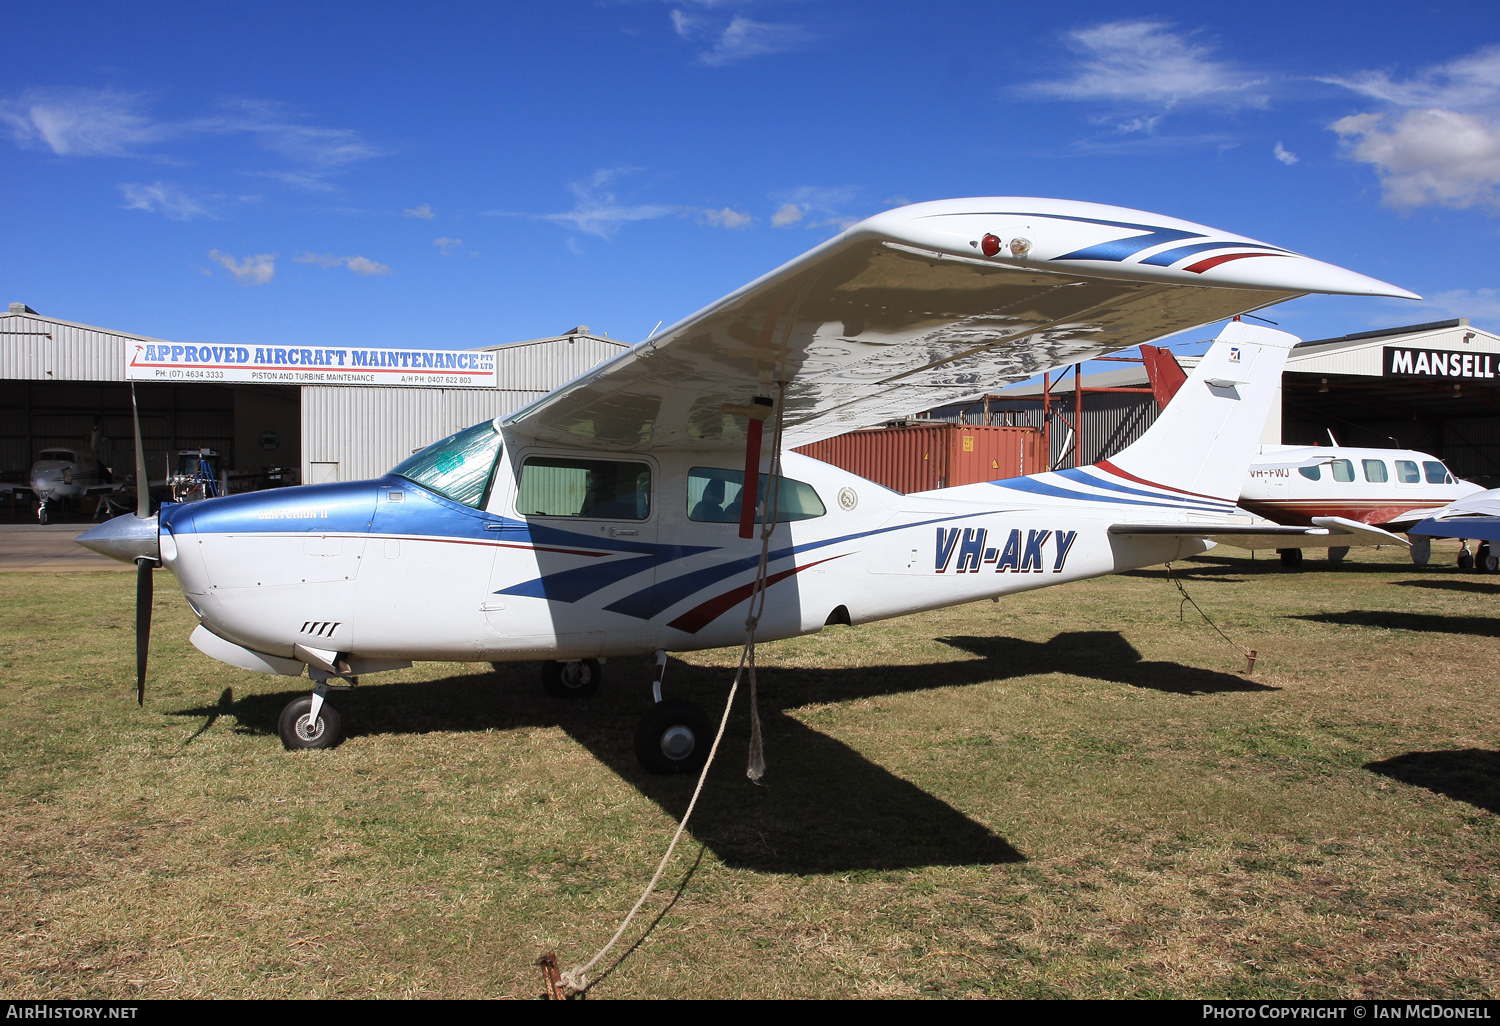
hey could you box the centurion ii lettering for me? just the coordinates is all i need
[1384,346,1496,380]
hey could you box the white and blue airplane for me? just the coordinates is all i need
[79,198,1414,771]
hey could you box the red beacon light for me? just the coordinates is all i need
[980,233,1001,257]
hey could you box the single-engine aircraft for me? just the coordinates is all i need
[78,198,1416,772]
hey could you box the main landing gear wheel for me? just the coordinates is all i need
[541,659,601,699]
[1278,548,1304,568]
[634,699,713,776]
[277,695,343,750]
[1478,543,1498,574]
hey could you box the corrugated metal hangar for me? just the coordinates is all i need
[0,302,626,511]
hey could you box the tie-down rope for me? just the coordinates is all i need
[558,381,788,996]
[1163,561,1258,675]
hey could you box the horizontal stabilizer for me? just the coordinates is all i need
[1110,515,1408,550]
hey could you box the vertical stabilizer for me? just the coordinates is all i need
[1098,321,1299,501]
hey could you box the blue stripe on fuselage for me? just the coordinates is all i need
[989,474,1207,511]
[1054,468,1233,510]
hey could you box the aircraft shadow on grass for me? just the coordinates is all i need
[1290,611,1500,639]
[169,631,1260,873]
[1365,750,1500,815]
[1392,579,1500,597]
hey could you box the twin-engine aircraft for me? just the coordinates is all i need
[79,197,1415,772]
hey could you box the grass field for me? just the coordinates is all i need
[1,544,1497,999]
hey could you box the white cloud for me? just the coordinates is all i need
[1332,108,1500,209]
[119,181,216,220]
[433,237,463,255]
[701,206,753,228]
[294,252,392,275]
[1322,46,1500,111]
[344,255,391,276]
[1325,46,1500,210]
[405,203,435,219]
[208,250,275,285]
[1273,141,1299,165]
[770,202,802,227]
[1024,21,1266,108]
[0,88,169,155]
[698,16,810,66]
[491,168,679,238]
[0,88,380,194]
[1402,287,1500,327]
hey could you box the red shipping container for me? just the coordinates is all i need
[794,424,1045,494]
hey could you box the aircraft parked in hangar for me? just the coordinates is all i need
[79,197,1416,772]
[1239,444,1480,566]
[1,424,121,523]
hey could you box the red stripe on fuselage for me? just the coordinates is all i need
[1094,460,1234,503]
[1184,252,1287,274]
[666,555,846,635]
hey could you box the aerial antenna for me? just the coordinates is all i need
[1326,428,1339,447]
[646,320,663,340]
[1242,312,1280,326]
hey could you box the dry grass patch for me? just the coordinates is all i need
[0,542,1497,998]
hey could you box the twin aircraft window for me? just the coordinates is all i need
[687,467,826,524]
[518,457,652,520]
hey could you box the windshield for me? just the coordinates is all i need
[38,450,73,462]
[391,419,504,509]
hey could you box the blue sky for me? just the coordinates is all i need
[3,1,1499,358]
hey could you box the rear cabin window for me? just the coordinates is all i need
[1362,459,1388,483]
[390,419,503,509]
[518,457,651,520]
[1424,461,1453,485]
[1395,460,1421,483]
[1329,459,1355,483]
[687,467,826,524]
[1298,465,1321,481]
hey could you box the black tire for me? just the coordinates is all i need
[540,659,601,699]
[277,695,343,750]
[634,699,714,775]
[1458,551,1475,571]
[1278,548,1303,568]
[1327,546,1349,563]
[1480,545,1499,574]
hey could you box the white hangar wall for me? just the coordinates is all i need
[300,332,628,483]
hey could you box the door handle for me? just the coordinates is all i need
[479,600,506,612]
[609,528,638,536]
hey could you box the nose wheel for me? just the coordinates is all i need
[541,659,601,698]
[277,693,343,750]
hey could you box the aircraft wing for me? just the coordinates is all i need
[501,197,1415,453]
[1409,487,1500,542]
[1110,516,1410,550]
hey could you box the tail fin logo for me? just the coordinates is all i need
[1228,347,1242,363]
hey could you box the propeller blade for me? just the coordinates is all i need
[135,556,152,706]
[131,383,149,519]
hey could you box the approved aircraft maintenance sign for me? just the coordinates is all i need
[125,342,499,387]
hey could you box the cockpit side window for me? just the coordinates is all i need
[1329,459,1354,483]
[518,457,651,519]
[390,419,504,509]
[687,467,826,523]
[1423,461,1453,485]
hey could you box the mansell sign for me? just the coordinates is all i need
[126,342,498,388]
[1384,346,1496,381]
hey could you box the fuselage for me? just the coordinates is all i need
[159,441,1231,666]
[1239,446,1479,528]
